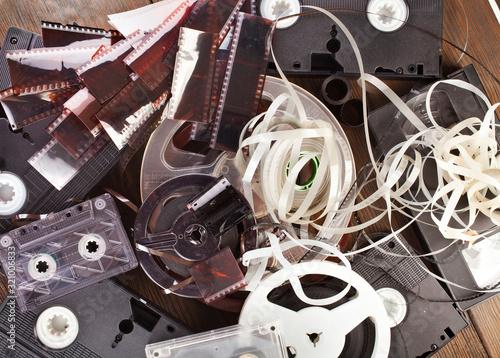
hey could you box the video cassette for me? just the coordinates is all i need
[368,64,500,310]
[0,194,138,312]
[352,233,469,357]
[0,279,192,357]
[0,27,126,234]
[145,321,287,358]
[259,0,443,77]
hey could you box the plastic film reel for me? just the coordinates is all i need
[134,174,254,298]
[239,261,391,358]
[141,76,355,240]
[0,171,28,218]
[35,306,79,350]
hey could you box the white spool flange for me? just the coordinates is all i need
[0,171,28,218]
[376,287,407,327]
[259,0,301,29]
[28,253,57,281]
[35,306,79,349]
[239,261,391,357]
[366,0,409,33]
[78,233,106,261]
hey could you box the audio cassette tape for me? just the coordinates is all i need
[258,0,443,77]
[0,279,192,357]
[145,321,287,358]
[368,64,500,310]
[352,233,469,357]
[0,194,138,312]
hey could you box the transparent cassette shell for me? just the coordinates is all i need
[0,194,138,312]
[145,321,288,358]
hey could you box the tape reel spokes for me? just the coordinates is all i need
[134,174,254,298]
[239,261,391,358]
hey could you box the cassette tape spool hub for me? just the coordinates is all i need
[239,261,391,357]
[0,171,28,218]
[35,306,79,350]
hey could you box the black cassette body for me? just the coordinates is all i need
[368,65,500,310]
[0,194,138,312]
[352,234,468,357]
[0,27,125,234]
[262,0,442,77]
[0,279,192,358]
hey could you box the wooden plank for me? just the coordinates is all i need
[468,295,500,357]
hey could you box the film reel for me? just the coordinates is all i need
[134,174,254,298]
[141,76,355,241]
[239,261,391,358]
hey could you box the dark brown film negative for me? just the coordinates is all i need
[132,73,172,110]
[1,86,78,129]
[124,1,195,91]
[210,13,274,152]
[6,46,98,95]
[63,88,103,134]
[168,28,218,123]
[184,0,245,44]
[41,21,123,48]
[47,109,98,159]
[95,80,153,150]
[76,30,145,104]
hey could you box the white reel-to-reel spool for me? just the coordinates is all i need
[239,261,391,358]
[141,76,356,245]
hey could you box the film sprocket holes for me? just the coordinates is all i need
[0,279,192,357]
[260,0,443,77]
[0,194,138,312]
[368,65,500,310]
[145,321,288,358]
[0,28,126,234]
[352,233,469,357]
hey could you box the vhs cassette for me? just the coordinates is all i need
[0,27,126,234]
[145,321,287,358]
[260,0,443,77]
[368,64,500,310]
[0,194,138,312]
[352,233,469,357]
[0,279,192,357]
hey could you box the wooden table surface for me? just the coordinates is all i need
[0,0,499,357]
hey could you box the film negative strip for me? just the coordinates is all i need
[28,134,109,190]
[368,64,500,310]
[145,321,287,358]
[167,28,218,122]
[210,12,274,152]
[259,0,443,77]
[1,85,79,130]
[0,27,43,92]
[352,233,469,357]
[0,279,192,357]
[0,194,138,312]
[123,0,195,91]
[76,30,145,104]
[41,21,123,48]
[63,87,103,135]
[46,109,98,159]
[6,45,99,95]
[95,80,154,150]
[134,174,254,299]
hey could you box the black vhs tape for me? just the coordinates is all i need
[260,0,443,77]
[0,27,125,233]
[352,233,469,357]
[0,279,192,357]
[368,65,500,310]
